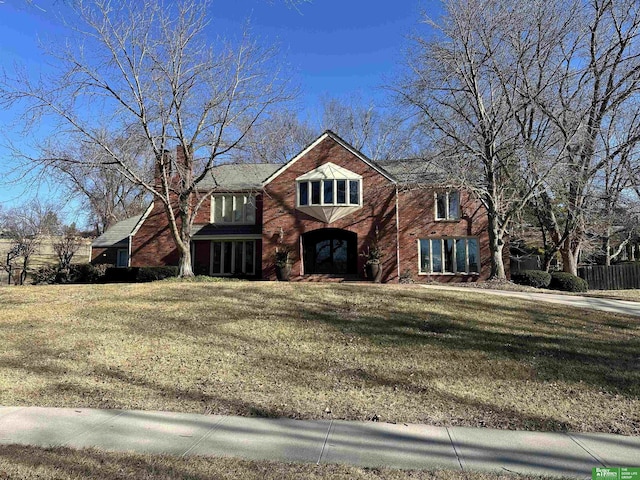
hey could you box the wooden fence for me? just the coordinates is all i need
[578,263,640,290]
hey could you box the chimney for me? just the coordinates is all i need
[175,144,192,184]
[154,149,172,190]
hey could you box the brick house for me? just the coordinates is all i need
[91,131,497,282]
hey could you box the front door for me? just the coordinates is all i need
[302,229,357,275]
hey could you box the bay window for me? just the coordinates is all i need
[298,178,361,207]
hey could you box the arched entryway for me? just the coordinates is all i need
[302,229,357,275]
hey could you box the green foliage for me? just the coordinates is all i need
[274,247,292,268]
[136,266,180,282]
[65,264,104,284]
[103,267,139,283]
[32,263,106,285]
[104,266,179,283]
[549,272,588,292]
[512,270,551,288]
[32,265,58,285]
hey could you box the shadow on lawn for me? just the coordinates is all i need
[6,282,638,434]
[88,283,640,400]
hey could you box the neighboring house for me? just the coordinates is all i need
[91,131,500,282]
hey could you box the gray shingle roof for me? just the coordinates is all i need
[91,214,145,248]
[376,159,449,185]
[197,164,282,191]
[195,158,448,190]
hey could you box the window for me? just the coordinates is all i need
[212,195,256,224]
[435,191,460,220]
[297,179,361,207]
[116,249,129,268]
[210,240,256,275]
[418,237,479,274]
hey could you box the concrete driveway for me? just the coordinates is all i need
[421,285,640,317]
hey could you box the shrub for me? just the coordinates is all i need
[512,270,551,288]
[32,263,105,284]
[549,272,588,292]
[66,263,104,283]
[32,265,58,285]
[103,266,179,283]
[104,267,139,283]
[136,266,179,282]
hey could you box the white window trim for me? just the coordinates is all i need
[297,179,362,208]
[208,239,256,276]
[210,194,256,225]
[434,191,461,221]
[417,237,480,275]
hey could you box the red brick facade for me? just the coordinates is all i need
[262,135,399,282]
[92,132,500,282]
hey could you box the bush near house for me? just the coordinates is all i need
[549,272,588,292]
[32,264,178,284]
[103,266,179,283]
[32,263,106,285]
[512,270,552,288]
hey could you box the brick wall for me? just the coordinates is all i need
[262,135,399,282]
[91,246,119,266]
[397,187,492,283]
[123,138,501,282]
[130,204,180,267]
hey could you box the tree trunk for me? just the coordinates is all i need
[560,241,579,276]
[487,213,506,279]
[603,231,611,266]
[178,245,194,277]
[177,209,195,278]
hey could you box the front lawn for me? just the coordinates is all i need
[0,282,638,435]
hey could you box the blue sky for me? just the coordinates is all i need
[0,0,440,216]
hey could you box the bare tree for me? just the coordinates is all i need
[0,201,59,285]
[1,0,292,277]
[53,224,83,270]
[397,0,573,279]
[43,129,152,234]
[319,95,417,161]
[527,0,640,275]
[230,110,316,164]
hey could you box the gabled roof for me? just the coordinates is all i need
[197,163,282,191]
[263,130,396,186]
[91,205,152,248]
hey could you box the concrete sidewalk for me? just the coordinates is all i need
[1,407,639,478]
[421,284,640,317]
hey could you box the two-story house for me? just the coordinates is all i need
[91,131,495,282]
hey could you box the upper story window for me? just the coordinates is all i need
[211,194,256,224]
[298,179,361,207]
[435,191,460,221]
[295,162,363,224]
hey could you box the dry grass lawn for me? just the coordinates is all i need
[585,289,640,302]
[0,281,638,435]
[0,445,563,480]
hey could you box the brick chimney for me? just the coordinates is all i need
[154,149,172,190]
[174,144,193,186]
